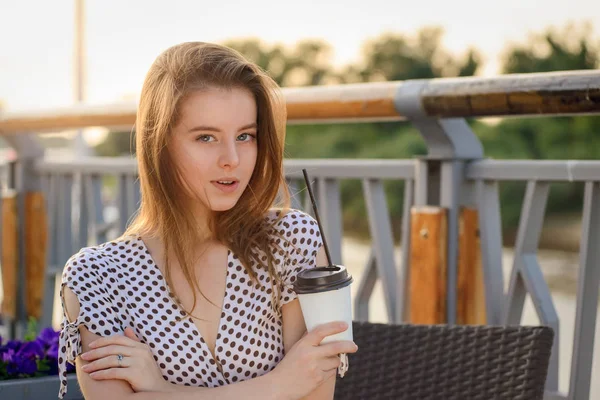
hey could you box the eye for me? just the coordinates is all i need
[196,134,214,143]
[237,133,256,142]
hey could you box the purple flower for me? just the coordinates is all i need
[47,342,59,360]
[18,340,45,359]
[6,352,37,375]
[37,328,59,347]
[0,326,73,378]
[5,340,21,352]
[2,348,15,364]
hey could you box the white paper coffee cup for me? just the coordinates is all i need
[293,265,353,344]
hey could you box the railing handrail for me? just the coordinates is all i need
[33,157,417,179]
[1,70,599,135]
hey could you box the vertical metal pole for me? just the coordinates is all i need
[476,180,505,325]
[354,249,377,322]
[397,179,413,323]
[118,174,128,234]
[12,162,23,339]
[440,161,463,324]
[318,178,343,265]
[78,173,89,249]
[569,182,600,400]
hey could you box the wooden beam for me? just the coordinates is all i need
[409,206,447,324]
[457,207,486,325]
[1,194,18,320]
[1,70,599,134]
[421,70,600,117]
[25,192,47,319]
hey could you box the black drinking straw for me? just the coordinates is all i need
[302,169,334,267]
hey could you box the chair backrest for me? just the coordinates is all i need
[334,321,554,400]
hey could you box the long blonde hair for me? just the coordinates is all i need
[125,42,291,316]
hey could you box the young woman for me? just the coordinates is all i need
[58,42,358,400]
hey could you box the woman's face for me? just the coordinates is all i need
[170,86,258,215]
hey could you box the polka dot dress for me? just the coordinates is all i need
[57,209,323,399]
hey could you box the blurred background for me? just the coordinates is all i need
[1,0,600,394]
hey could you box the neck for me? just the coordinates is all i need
[187,199,214,240]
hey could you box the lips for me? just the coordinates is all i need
[211,178,240,193]
[211,178,239,186]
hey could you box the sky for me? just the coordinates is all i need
[1,0,599,113]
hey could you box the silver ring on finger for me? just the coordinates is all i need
[117,353,124,367]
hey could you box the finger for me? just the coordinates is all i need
[124,327,141,342]
[89,334,137,349]
[305,322,349,346]
[89,367,129,381]
[316,340,358,358]
[81,345,133,361]
[82,354,130,373]
[320,355,341,371]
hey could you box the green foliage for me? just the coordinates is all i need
[23,317,38,342]
[502,22,598,74]
[358,27,482,81]
[223,38,335,86]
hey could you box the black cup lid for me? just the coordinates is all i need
[293,265,353,294]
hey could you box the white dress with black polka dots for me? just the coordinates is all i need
[57,209,323,399]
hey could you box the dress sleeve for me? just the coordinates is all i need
[57,249,123,399]
[274,210,324,307]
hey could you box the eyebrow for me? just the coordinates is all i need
[187,122,258,134]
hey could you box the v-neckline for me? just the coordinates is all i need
[135,236,232,372]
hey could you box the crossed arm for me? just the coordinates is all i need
[63,247,338,400]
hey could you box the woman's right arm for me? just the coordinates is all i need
[64,286,284,400]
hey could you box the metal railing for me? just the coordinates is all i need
[1,70,600,399]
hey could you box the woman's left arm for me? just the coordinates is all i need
[281,247,336,400]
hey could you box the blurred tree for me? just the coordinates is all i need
[353,27,481,82]
[502,22,598,74]
[289,40,335,86]
[223,38,334,86]
[223,39,297,85]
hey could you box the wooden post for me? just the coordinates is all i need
[408,206,447,324]
[1,193,18,320]
[457,207,486,325]
[25,192,47,319]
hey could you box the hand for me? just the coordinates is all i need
[80,327,172,393]
[270,321,358,400]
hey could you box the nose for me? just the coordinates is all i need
[218,139,240,170]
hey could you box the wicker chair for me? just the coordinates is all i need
[334,321,554,400]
